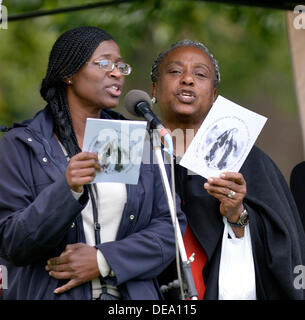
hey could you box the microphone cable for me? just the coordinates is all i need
[170,153,185,300]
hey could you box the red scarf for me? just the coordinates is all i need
[183,224,208,300]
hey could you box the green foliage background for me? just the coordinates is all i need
[0,0,302,179]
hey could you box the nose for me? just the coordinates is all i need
[109,64,122,78]
[180,71,194,86]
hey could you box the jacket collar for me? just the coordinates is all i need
[13,106,126,182]
[24,105,125,138]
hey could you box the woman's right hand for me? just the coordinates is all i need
[65,152,101,193]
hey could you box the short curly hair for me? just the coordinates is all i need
[151,39,220,88]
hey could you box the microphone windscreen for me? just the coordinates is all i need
[123,89,152,116]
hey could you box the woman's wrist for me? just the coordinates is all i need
[226,205,245,224]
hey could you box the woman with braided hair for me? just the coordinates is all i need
[0,26,185,300]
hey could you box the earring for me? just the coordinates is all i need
[151,97,157,104]
[68,79,72,85]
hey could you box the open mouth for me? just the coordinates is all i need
[176,89,196,104]
[106,84,122,97]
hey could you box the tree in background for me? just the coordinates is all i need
[0,0,301,179]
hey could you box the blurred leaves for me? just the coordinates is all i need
[0,0,297,127]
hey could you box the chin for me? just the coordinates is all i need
[173,104,198,117]
[104,104,117,109]
[99,99,119,109]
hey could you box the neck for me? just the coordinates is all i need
[162,117,204,157]
[68,104,101,150]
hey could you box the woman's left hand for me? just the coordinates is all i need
[45,243,100,294]
[203,172,247,223]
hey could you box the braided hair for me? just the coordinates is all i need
[151,39,221,88]
[40,26,114,158]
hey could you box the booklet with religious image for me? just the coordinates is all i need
[83,118,147,184]
[179,95,268,179]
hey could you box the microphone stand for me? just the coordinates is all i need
[151,129,198,300]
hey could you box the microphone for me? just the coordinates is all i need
[123,89,173,154]
[124,89,166,134]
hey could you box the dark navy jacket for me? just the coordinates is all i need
[0,106,186,300]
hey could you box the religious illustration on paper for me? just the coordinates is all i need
[180,95,267,179]
[83,118,147,184]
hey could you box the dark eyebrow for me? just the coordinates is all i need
[166,61,211,73]
[194,63,211,72]
[165,61,184,68]
[94,54,123,62]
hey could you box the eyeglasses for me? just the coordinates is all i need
[87,59,132,76]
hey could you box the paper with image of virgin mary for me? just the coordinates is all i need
[179,95,267,179]
[83,118,147,184]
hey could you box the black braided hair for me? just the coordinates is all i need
[40,26,114,158]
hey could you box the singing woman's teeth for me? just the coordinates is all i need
[106,84,122,97]
[177,90,196,103]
